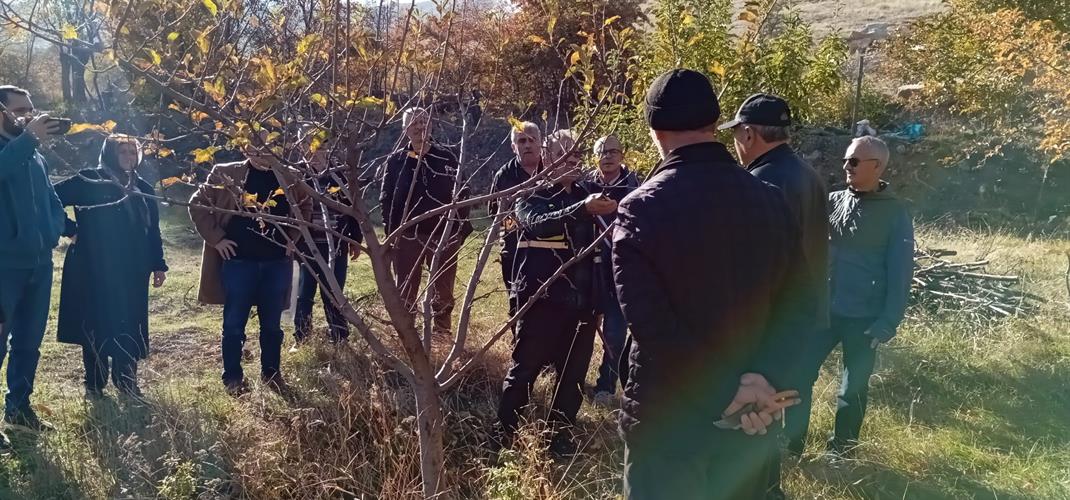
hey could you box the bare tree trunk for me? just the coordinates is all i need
[413,367,445,498]
[60,47,72,103]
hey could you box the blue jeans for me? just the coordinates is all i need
[0,264,52,413]
[220,259,292,383]
[593,291,628,394]
[294,241,349,342]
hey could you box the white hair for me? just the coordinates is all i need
[593,134,622,155]
[851,135,890,168]
[402,107,429,127]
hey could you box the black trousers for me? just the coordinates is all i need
[497,301,596,435]
[787,314,879,453]
[82,346,138,393]
[624,427,778,500]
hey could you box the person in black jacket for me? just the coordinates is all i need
[292,136,363,346]
[582,134,641,404]
[721,94,830,497]
[54,134,168,399]
[380,108,472,337]
[614,70,800,499]
[488,121,542,319]
[496,129,617,455]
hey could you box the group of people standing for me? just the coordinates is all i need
[0,85,170,451]
[485,70,914,499]
[1,68,914,500]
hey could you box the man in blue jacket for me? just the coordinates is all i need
[815,136,914,457]
[0,86,68,448]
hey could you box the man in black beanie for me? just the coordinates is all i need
[612,69,802,499]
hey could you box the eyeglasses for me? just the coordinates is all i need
[843,157,878,168]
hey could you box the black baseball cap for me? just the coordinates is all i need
[718,93,792,130]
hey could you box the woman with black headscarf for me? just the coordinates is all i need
[54,134,168,399]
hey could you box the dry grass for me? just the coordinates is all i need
[1,207,1068,499]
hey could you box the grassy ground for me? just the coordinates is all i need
[0,205,1067,499]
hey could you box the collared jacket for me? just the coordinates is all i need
[188,161,312,305]
[828,182,914,341]
[582,166,641,308]
[612,142,801,440]
[0,132,66,269]
[511,181,597,312]
[489,157,538,257]
[747,143,830,331]
[380,143,471,239]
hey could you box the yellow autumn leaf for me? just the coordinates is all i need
[103,120,117,132]
[61,24,78,40]
[297,34,318,55]
[160,176,181,187]
[603,15,621,28]
[67,123,102,135]
[147,49,161,66]
[738,10,759,23]
[310,93,328,108]
[327,186,341,194]
[191,147,218,164]
[167,102,182,111]
[167,32,179,42]
[196,32,209,54]
[262,199,278,208]
[272,188,285,196]
[708,61,726,79]
[527,35,547,46]
[242,192,258,207]
[158,147,173,158]
[202,0,218,16]
[507,115,524,132]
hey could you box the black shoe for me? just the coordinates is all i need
[4,407,55,433]
[548,433,577,459]
[85,388,106,401]
[261,373,287,393]
[224,378,249,397]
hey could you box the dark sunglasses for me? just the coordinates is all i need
[843,157,877,167]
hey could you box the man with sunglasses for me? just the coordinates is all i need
[811,136,914,458]
[0,86,68,449]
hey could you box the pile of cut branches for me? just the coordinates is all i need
[911,248,1044,320]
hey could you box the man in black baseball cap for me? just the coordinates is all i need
[723,92,831,499]
[613,71,802,499]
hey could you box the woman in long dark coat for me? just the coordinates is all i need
[54,134,168,398]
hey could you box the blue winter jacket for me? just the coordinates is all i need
[0,132,66,269]
[828,182,914,341]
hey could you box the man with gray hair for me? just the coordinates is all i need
[489,121,543,318]
[583,134,640,403]
[380,107,472,337]
[721,93,829,497]
[808,135,913,458]
[496,128,617,456]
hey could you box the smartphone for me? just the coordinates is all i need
[46,117,73,135]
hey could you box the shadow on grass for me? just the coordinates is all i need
[799,455,1030,500]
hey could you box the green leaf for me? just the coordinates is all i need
[310,93,327,108]
[202,0,218,16]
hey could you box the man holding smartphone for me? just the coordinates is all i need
[0,85,68,450]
